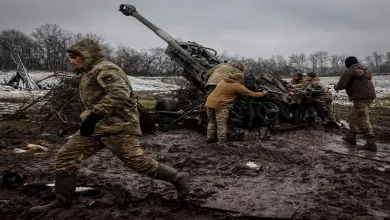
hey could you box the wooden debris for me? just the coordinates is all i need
[6,54,40,90]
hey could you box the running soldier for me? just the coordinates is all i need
[30,39,190,212]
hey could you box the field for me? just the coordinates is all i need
[1,71,390,220]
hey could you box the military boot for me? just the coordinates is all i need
[342,132,357,145]
[153,163,190,199]
[207,138,218,143]
[30,172,77,213]
[361,137,377,151]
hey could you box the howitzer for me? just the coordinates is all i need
[119,4,222,92]
[119,4,321,137]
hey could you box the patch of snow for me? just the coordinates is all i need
[13,148,27,153]
[246,161,260,170]
[27,144,48,152]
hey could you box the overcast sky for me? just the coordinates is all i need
[0,0,389,59]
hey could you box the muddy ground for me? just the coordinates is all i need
[1,110,390,219]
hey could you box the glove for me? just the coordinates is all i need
[80,112,104,136]
[333,85,339,92]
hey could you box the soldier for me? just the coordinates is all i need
[289,73,316,122]
[30,39,190,213]
[205,72,268,144]
[290,72,305,86]
[303,72,336,122]
[205,62,244,95]
[334,56,377,151]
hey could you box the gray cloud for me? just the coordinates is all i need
[0,0,389,59]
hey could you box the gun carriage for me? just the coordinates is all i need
[119,4,322,139]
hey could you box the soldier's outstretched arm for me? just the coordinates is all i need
[235,84,267,98]
[92,68,131,116]
[335,70,352,91]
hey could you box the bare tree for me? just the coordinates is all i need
[289,53,307,73]
[309,52,319,72]
[364,56,375,70]
[116,45,142,74]
[372,51,384,73]
[0,29,35,69]
[384,52,390,73]
[32,24,72,71]
[330,55,339,73]
[317,51,329,74]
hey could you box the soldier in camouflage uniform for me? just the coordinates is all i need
[30,39,190,213]
[302,72,336,122]
[335,56,377,151]
[205,72,267,144]
[205,62,244,95]
[289,73,317,121]
[289,73,305,87]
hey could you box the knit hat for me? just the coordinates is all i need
[345,56,359,68]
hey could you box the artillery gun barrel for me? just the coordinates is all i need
[119,4,199,65]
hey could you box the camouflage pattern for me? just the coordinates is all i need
[55,133,158,175]
[290,78,304,86]
[55,39,157,177]
[310,96,335,121]
[294,77,335,121]
[68,39,141,135]
[206,108,230,143]
[205,63,243,88]
[323,97,335,121]
[349,100,374,137]
[230,63,244,72]
[306,78,335,121]
[305,77,333,100]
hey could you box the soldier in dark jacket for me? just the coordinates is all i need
[334,56,377,151]
[30,39,190,213]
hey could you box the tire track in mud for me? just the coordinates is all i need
[138,134,317,219]
[2,128,390,219]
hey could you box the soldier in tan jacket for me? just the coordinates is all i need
[205,62,244,94]
[205,72,268,144]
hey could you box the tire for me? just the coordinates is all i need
[154,98,178,111]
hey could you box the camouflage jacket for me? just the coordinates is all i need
[335,63,376,101]
[304,77,333,100]
[290,78,304,85]
[291,78,332,100]
[67,39,141,135]
[205,63,242,87]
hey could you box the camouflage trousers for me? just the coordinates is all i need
[55,132,158,175]
[206,107,230,143]
[349,100,374,137]
[312,97,335,121]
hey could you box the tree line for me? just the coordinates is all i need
[1,24,389,77]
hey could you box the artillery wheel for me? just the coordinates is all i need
[154,98,178,111]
